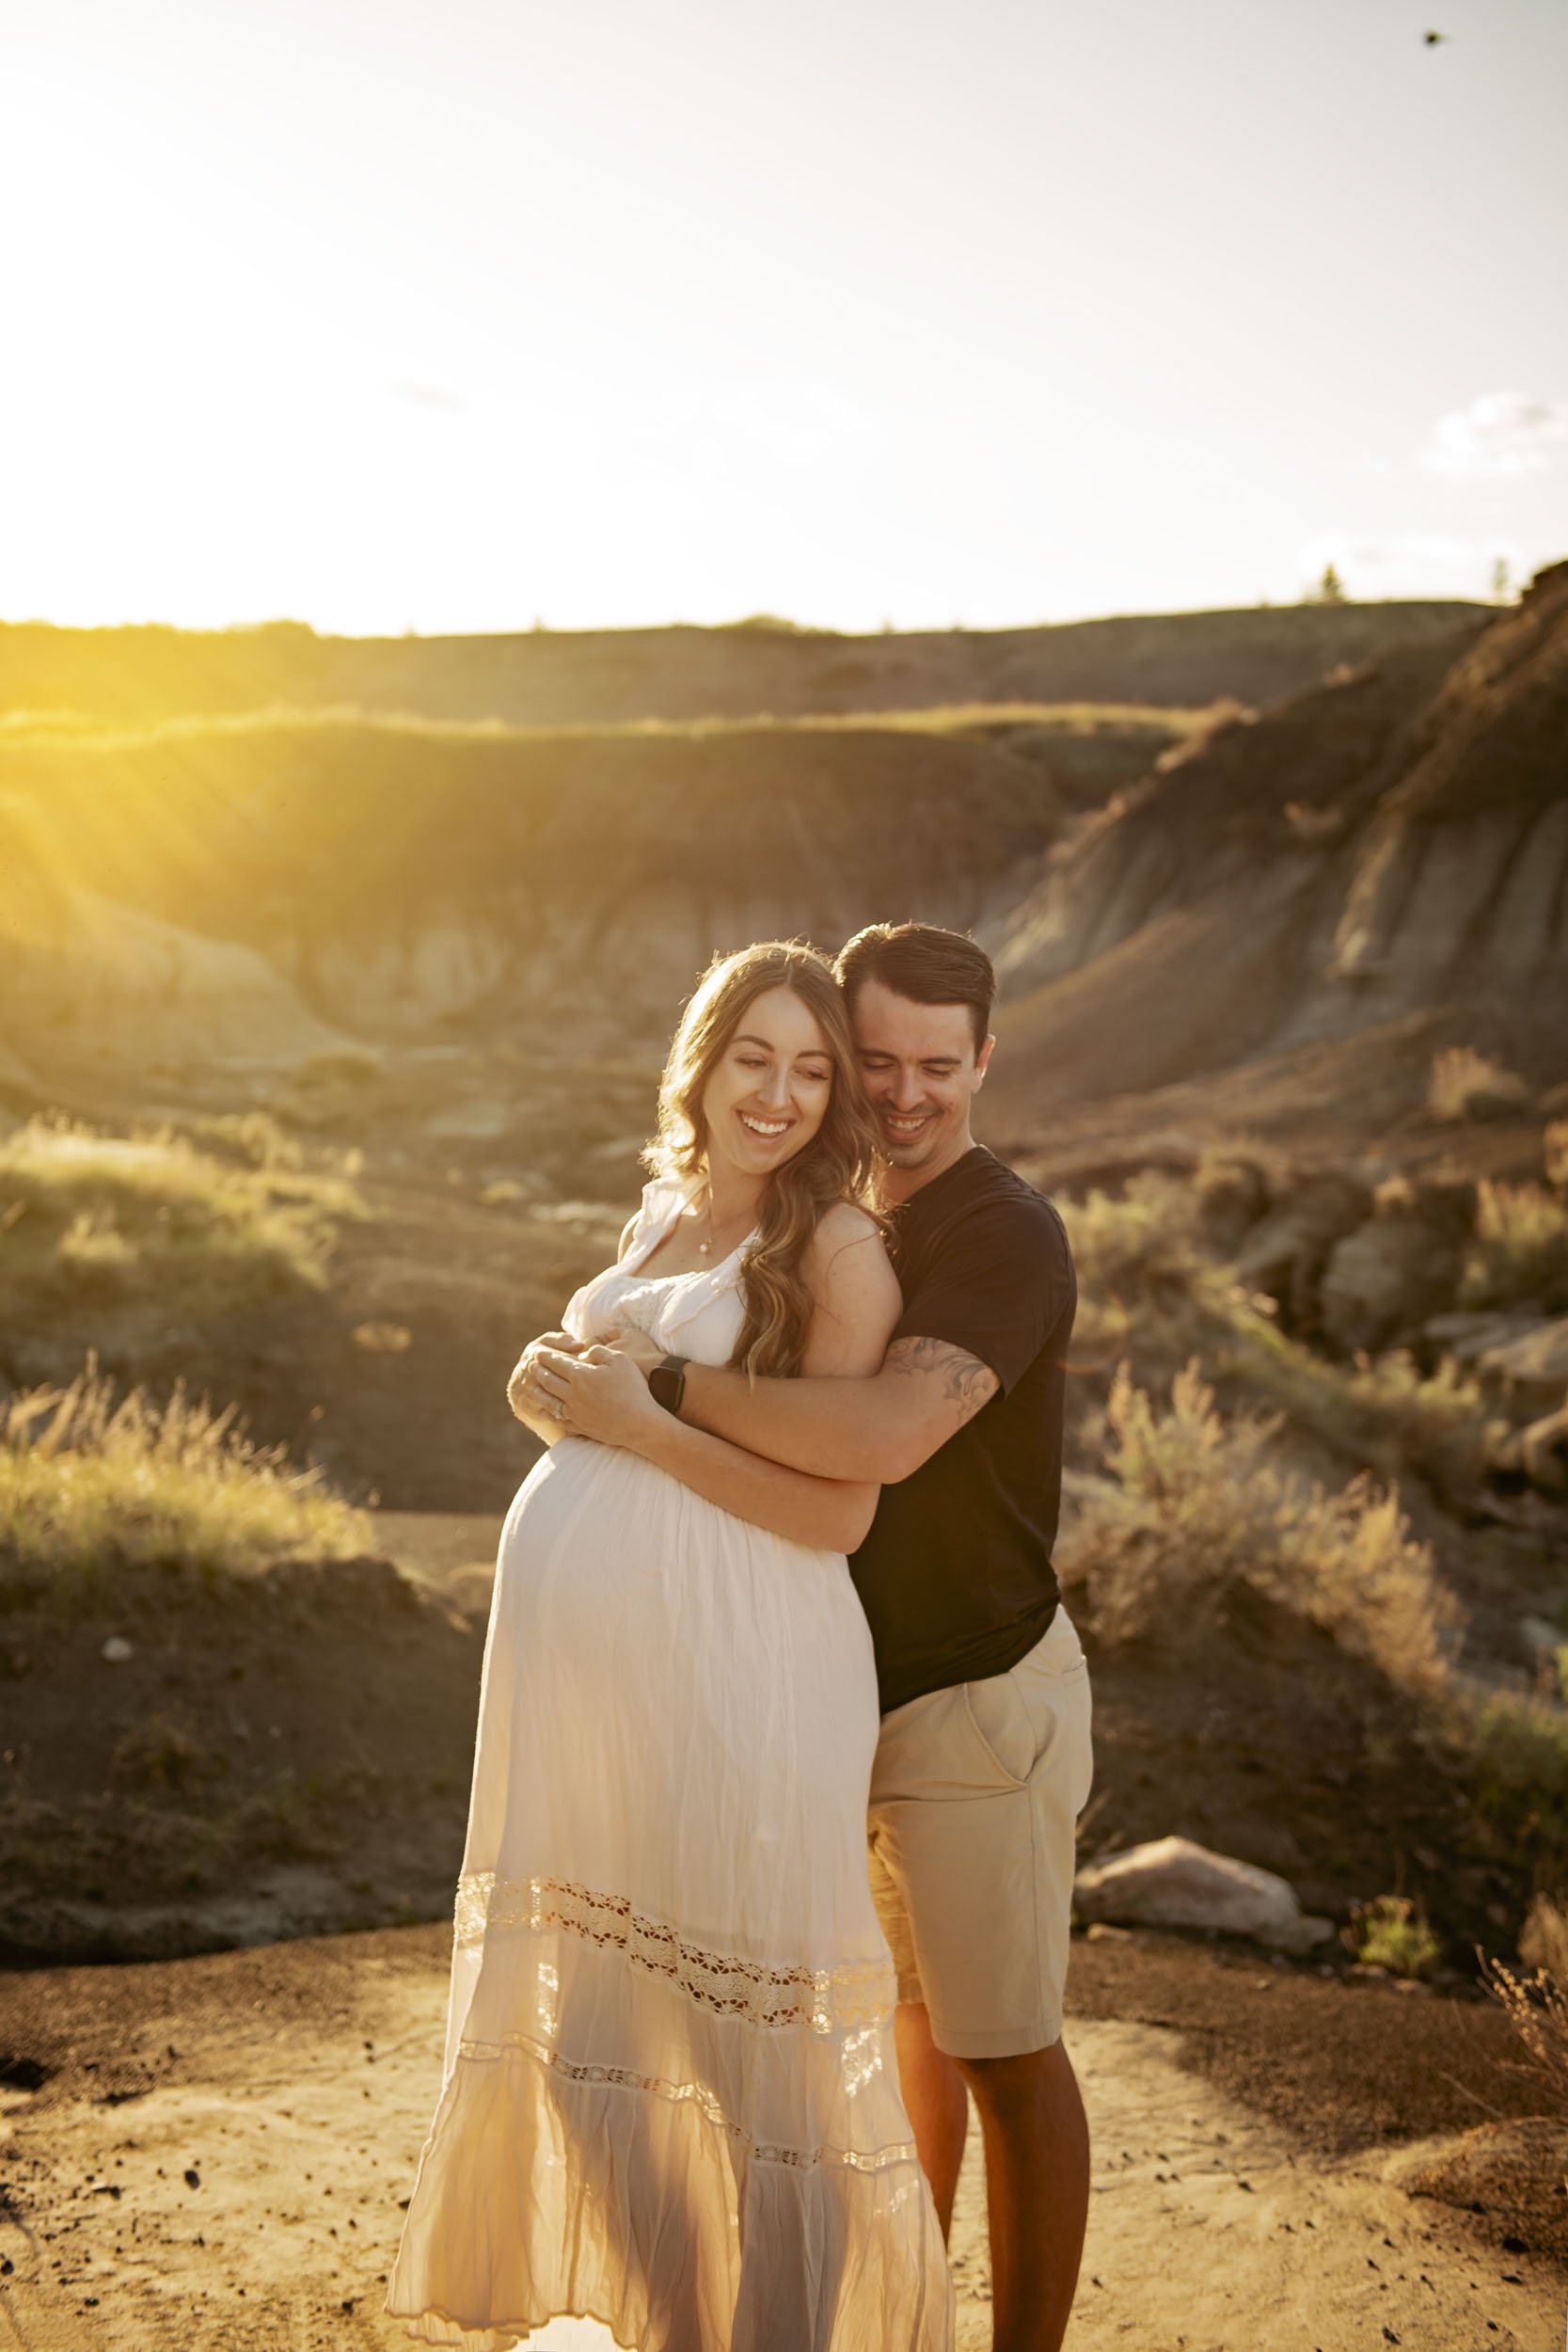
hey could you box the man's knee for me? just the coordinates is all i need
[955,2036,1078,2113]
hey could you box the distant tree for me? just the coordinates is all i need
[1313,563,1347,605]
[1490,556,1513,604]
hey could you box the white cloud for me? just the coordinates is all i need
[1296,530,1523,600]
[1418,390,1568,480]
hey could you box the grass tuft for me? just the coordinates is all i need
[1460,1180,1568,1313]
[0,1114,364,1326]
[0,1358,371,1611]
[1428,1046,1529,1122]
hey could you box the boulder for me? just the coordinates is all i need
[1516,1403,1568,1495]
[1319,1183,1474,1355]
[1478,1314,1568,1401]
[1074,1835,1332,1952]
[1233,1172,1374,1330]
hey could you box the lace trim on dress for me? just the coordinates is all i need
[454,1871,896,2034]
[453,2017,920,2175]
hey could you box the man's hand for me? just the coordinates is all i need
[530,1341,666,1450]
[600,1327,664,1380]
[506,1329,582,1441]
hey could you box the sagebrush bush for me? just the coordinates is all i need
[1058,1360,1460,1692]
[0,1359,370,1609]
[0,1114,364,1322]
[1460,1180,1568,1312]
[1062,1176,1504,1505]
[1428,1046,1529,1122]
[1062,1173,1498,1505]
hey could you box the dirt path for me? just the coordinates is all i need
[2,1927,1562,2352]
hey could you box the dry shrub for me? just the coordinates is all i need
[1062,1172,1207,1302]
[1482,1954,1568,2114]
[1060,1360,1461,1692]
[1428,1046,1529,1122]
[1460,1179,1568,1311]
[1342,1349,1500,1504]
[1064,1173,1499,1504]
[1521,1892,1568,1982]
[0,1358,370,1609]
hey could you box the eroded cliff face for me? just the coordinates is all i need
[0,723,1058,1065]
[987,572,1566,1114]
[1318,563,1568,1028]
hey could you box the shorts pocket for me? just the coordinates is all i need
[962,1669,1045,1788]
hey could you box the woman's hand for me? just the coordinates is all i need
[529,1341,665,1451]
[506,1329,583,1443]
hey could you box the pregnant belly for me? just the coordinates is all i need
[490,1439,876,1750]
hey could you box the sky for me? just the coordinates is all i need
[3,0,1565,636]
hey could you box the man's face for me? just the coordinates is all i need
[849,977,993,1191]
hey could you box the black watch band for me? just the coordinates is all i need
[649,1354,689,1418]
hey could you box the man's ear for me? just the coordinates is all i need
[974,1034,996,1087]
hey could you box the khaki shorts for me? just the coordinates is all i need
[866,1607,1093,2058]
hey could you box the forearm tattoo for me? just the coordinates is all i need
[883,1336,999,1425]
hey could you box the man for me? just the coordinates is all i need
[526,923,1090,2352]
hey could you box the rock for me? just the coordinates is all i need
[1518,1404,1568,1495]
[100,1637,134,1663]
[1233,1173,1374,1330]
[1478,1314,1568,1398]
[1424,1308,1547,1363]
[1520,1615,1566,1661]
[1073,1835,1330,1952]
[426,1099,516,1141]
[1320,1193,1471,1355]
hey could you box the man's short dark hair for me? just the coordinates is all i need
[834,923,996,1056]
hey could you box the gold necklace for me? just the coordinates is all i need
[695,1190,749,1257]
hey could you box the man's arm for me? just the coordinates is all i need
[595,1190,1073,1482]
[672,1337,1000,1485]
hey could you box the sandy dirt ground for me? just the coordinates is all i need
[2,1924,1564,2352]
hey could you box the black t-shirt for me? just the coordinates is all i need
[848,1145,1076,1715]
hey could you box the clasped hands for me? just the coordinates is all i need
[506,1325,668,1448]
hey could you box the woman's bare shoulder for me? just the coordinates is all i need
[809,1199,885,1256]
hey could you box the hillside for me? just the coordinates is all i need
[0,601,1485,728]
[986,563,1568,1136]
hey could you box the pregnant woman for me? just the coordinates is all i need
[385,941,954,2352]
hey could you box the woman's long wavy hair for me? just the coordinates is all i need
[643,942,885,1379]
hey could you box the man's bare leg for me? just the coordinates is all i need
[957,2037,1089,2352]
[893,1999,968,2235]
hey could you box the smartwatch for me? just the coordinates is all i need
[649,1354,689,1418]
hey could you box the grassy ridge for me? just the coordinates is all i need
[0,706,1096,946]
[0,604,1489,728]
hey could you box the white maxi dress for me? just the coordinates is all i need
[385,1175,954,2352]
